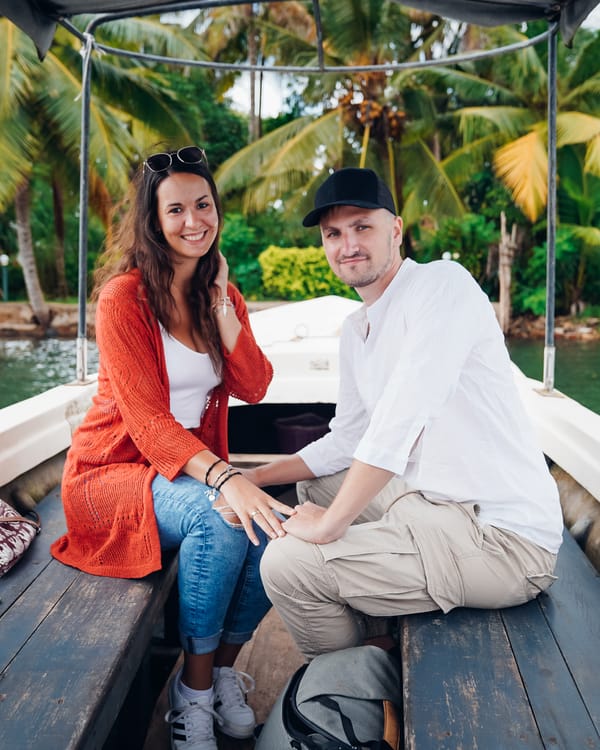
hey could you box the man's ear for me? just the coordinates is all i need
[394,216,403,245]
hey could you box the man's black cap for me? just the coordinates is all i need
[302,167,396,227]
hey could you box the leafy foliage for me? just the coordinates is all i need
[414,213,499,292]
[511,228,600,315]
[258,245,359,301]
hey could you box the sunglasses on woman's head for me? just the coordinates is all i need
[144,146,207,173]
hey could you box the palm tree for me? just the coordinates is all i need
[0,17,196,328]
[490,27,600,224]
[214,1,446,224]
[431,24,600,310]
[192,2,314,143]
[388,22,547,228]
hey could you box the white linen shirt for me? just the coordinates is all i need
[298,258,563,554]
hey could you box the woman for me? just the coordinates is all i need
[51,146,293,750]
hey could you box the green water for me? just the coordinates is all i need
[0,339,99,409]
[507,338,600,415]
[0,337,598,414]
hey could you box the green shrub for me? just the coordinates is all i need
[220,213,263,297]
[512,229,583,316]
[415,213,499,291]
[258,245,359,301]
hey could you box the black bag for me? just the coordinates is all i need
[255,645,402,750]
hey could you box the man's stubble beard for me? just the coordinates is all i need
[336,236,396,289]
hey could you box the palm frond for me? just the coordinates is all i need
[561,223,600,247]
[457,106,536,141]
[556,112,600,146]
[442,133,501,187]
[0,21,38,118]
[215,114,317,194]
[585,134,600,178]
[394,67,520,107]
[561,77,600,112]
[565,32,600,91]
[244,110,343,212]
[0,111,35,207]
[493,130,548,221]
[401,140,466,227]
[76,15,206,61]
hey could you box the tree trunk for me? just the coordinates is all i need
[498,211,516,335]
[14,180,51,330]
[52,176,68,299]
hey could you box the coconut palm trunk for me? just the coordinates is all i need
[14,180,50,330]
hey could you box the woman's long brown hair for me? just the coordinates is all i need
[93,158,224,374]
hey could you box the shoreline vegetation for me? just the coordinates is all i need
[0,300,599,342]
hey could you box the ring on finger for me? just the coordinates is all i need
[250,509,261,518]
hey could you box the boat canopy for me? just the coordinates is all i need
[0,0,598,389]
[1,0,598,59]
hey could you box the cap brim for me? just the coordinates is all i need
[302,199,387,227]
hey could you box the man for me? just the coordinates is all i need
[247,167,563,660]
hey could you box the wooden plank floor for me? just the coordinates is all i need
[143,608,305,749]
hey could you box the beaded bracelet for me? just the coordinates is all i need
[215,471,242,491]
[212,296,234,317]
[205,458,224,487]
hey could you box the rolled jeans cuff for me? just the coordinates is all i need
[181,627,256,655]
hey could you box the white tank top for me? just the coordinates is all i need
[160,326,221,428]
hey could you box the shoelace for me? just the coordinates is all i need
[165,701,223,739]
[216,669,256,706]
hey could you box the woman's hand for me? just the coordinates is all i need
[218,473,296,546]
[213,251,229,299]
[281,501,348,544]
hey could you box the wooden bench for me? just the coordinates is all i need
[144,526,600,750]
[400,528,600,749]
[0,486,179,750]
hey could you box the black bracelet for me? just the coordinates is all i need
[215,471,242,491]
[212,464,234,487]
[205,458,224,487]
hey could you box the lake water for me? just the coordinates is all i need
[0,339,100,409]
[507,338,600,415]
[0,336,598,414]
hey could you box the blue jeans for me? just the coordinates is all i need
[152,473,272,655]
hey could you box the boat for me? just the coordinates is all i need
[0,1,599,746]
[1,0,598,638]
[2,294,599,567]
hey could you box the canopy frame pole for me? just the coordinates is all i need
[76,32,94,384]
[543,24,558,392]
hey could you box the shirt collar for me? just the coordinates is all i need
[348,258,413,340]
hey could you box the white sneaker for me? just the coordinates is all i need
[213,667,256,739]
[165,669,222,750]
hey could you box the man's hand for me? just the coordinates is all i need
[282,501,348,544]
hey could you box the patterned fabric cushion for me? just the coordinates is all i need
[0,498,40,576]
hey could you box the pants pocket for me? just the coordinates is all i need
[320,523,424,600]
[525,572,558,598]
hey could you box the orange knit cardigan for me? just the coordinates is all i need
[50,270,273,578]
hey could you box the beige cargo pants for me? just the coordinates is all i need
[260,471,557,659]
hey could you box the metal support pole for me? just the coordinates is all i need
[0,254,8,301]
[543,25,558,392]
[76,33,94,384]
